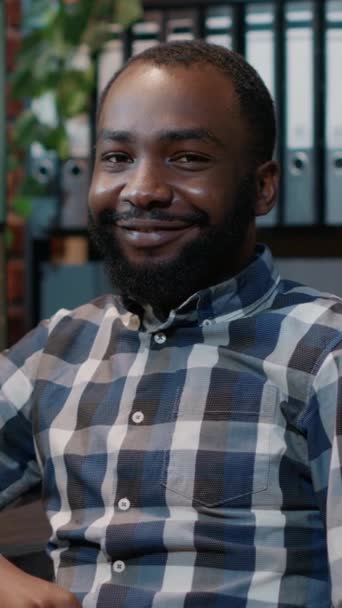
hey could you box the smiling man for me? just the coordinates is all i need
[1,40,342,608]
[88,45,277,317]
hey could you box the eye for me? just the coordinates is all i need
[171,153,211,169]
[174,153,209,163]
[101,152,133,165]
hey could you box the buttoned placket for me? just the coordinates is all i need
[114,499,131,573]
[113,327,168,572]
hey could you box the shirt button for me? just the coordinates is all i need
[154,332,166,344]
[202,319,212,327]
[113,560,125,573]
[118,497,131,511]
[132,411,144,424]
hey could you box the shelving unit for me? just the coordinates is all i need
[5,0,342,342]
[0,0,7,350]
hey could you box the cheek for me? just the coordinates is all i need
[88,172,120,212]
[179,170,236,225]
[185,187,233,225]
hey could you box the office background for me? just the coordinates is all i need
[1,0,342,351]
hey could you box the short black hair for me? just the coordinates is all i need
[97,39,276,168]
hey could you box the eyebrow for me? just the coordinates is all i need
[96,127,225,148]
[97,129,135,144]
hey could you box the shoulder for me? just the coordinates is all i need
[270,278,342,339]
[262,279,342,405]
[264,281,342,423]
[46,293,125,334]
[1,294,125,373]
[40,294,128,362]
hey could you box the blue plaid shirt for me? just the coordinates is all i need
[1,245,342,607]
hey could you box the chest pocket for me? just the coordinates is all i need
[162,375,277,508]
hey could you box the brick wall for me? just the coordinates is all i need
[6,0,27,346]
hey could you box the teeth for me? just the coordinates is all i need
[121,225,188,232]
[126,228,157,232]
[125,227,168,233]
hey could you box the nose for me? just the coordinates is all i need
[119,161,173,209]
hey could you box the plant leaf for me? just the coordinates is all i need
[10,0,144,167]
[25,1,58,29]
[56,69,94,118]
[82,22,117,53]
[12,195,33,219]
[12,110,41,147]
[17,176,48,196]
[114,0,143,28]
[44,126,70,160]
[5,227,14,250]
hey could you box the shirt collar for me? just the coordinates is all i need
[123,244,280,332]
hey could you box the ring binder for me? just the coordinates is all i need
[246,4,278,226]
[326,6,342,224]
[284,4,315,225]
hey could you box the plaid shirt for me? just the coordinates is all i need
[1,244,342,608]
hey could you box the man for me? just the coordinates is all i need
[0,40,342,608]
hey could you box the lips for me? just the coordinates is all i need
[115,219,197,248]
[116,219,192,231]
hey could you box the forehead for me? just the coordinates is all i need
[98,62,243,138]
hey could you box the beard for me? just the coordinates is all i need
[88,173,256,317]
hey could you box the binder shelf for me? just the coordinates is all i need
[96,0,342,230]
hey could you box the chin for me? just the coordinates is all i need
[120,250,182,269]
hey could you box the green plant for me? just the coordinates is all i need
[9,0,143,216]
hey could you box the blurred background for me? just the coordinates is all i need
[1,0,342,351]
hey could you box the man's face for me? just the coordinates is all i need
[89,62,263,313]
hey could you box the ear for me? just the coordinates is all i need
[254,160,280,217]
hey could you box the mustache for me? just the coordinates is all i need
[94,207,209,227]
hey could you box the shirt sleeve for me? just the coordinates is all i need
[305,341,342,608]
[0,321,49,509]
